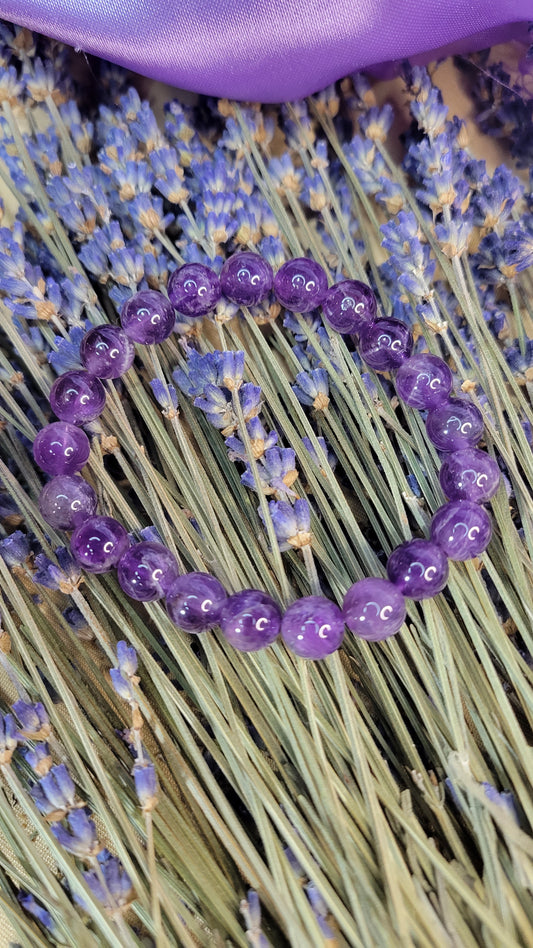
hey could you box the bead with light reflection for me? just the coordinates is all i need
[166,572,227,632]
[281,595,344,658]
[117,541,180,601]
[220,589,281,651]
[343,578,406,641]
[430,500,492,560]
[387,538,449,600]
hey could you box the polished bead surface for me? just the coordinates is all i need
[321,279,377,334]
[33,422,90,476]
[358,318,413,370]
[395,353,453,410]
[117,541,180,601]
[281,595,344,658]
[343,577,406,641]
[167,263,221,317]
[70,516,129,573]
[430,500,492,560]
[387,538,449,600]
[439,448,500,503]
[80,325,135,379]
[38,475,97,530]
[120,290,175,344]
[49,371,106,425]
[426,398,484,452]
[166,572,227,632]
[219,589,281,651]
[220,252,273,305]
[273,258,328,313]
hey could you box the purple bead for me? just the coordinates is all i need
[33,422,90,476]
[49,371,106,425]
[395,354,453,410]
[38,475,97,530]
[220,252,273,306]
[387,538,449,600]
[70,516,129,573]
[439,448,500,504]
[281,595,344,659]
[321,280,377,334]
[80,325,135,379]
[273,258,328,313]
[343,578,406,641]
[426,398,484,452]
[219,589,281,651]
[358,318,413,371]
[167,263,221,317]
[430,500,492,560]
[166,572,227,633]
[120,290,175,344]
[117,541,180,602]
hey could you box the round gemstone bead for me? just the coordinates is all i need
[439,448,500,504]
[166,572,227,633]
[49,371,106,425]
[387,538,449,600]
[70,516,129,573]
[395,353,453,410]
[120,290,175,344]
[38,475,97,530]
[358,318,413,371]
[167,263,221,317]
[343,577,406,641]
[280,595,344,659]
[430,500,492,560]
[80,325,135,379]
[117,541,180,602]
[321,279,377,334]
[426,398,484,452]
[220,252,273,306]
[219,589,281,651]
[33,422,90,476]
[273,258,328,313]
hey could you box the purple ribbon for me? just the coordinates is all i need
[0,0,529,101]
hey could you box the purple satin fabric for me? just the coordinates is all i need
[0,0,529,102]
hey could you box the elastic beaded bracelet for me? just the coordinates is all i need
[34,252,500,660]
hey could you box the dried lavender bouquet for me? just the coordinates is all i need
[0,21,532,948]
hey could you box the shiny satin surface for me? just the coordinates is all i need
[0,0,529,102]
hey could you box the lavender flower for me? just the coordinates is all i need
[51,808,100,858]
[133,759,158,812]
[264,498,311,550]
[77,849,133,912]
[292,369,329,410]
[240,890,272,948]
[23,741,52,776]
[12,700,50,739]
[110,641,139,702]
[0,530,30,566]
[0,713,18,764]
[33,548,82,592]
[18,892,59,937]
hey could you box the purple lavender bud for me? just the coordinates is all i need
[77,850,133,911]
[51,808,100,858]
[0,530,30,566]
[133,759,158,811]
[18,892,58,936]
[0,714,18,764]
[12,700,50,738]
[109,668,135,702]
[116,641,138,678]
[39,764,76,812]
[23,742,52,775]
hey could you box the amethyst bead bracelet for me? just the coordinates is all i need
[34,250,500,659]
